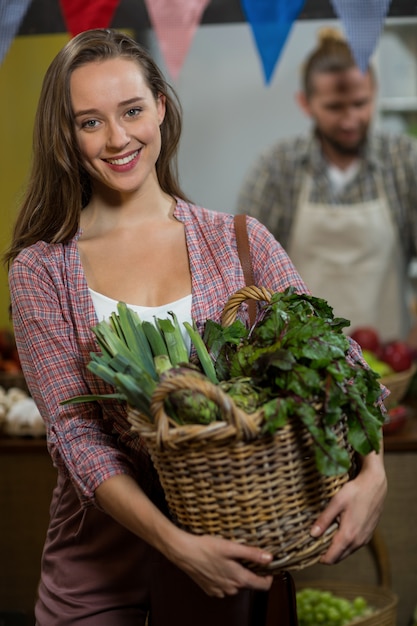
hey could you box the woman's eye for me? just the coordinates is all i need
[81,119,99,129]
[126,108,141,118]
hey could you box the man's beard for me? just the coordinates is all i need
[316,128,367,157]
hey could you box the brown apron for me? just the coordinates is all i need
[35,470,297,626]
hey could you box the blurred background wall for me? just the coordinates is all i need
[1,1,416,329]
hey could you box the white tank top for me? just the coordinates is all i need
[89,288,193,353]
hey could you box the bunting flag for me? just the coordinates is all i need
[330,0,392,72]
[59,0,122,37]
[240,0,306,85]
[0,0,33,66]
[144,0,210,80]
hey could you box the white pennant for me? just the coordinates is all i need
[0,0,33,66]
[330,0,392,72]
[144,0,210,80]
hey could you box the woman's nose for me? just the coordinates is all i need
[106,121,129,149]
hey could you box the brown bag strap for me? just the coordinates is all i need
[234,214,257,327]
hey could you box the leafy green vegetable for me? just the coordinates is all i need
[62,302,214,425]
[63,287,385,477]
[202,287,384,475]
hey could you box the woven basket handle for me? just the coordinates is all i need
[150,372,261,447]
[221,285,273,327]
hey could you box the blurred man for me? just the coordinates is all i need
[237,28,417,343]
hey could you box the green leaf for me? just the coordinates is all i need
[61,392,126,405]
[184,321,219,384]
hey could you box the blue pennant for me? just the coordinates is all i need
[330,0,392,73]
[240,0,306,85]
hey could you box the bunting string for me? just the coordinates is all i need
[1,0,393,83]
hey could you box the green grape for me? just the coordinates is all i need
[353,596,367,614]
[296,588,373,626]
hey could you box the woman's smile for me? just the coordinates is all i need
[104,148,141,171]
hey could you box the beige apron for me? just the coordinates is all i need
[287,172,408,341]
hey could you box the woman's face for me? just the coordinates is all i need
[70,57,166,197]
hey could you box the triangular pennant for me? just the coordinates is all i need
[0,0,33,66]
[240,0,306,85]
[59,0,121,37]
[144,0,210,80]
[330,0,392,72]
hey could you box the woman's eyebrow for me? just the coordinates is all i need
[74,97,145,118]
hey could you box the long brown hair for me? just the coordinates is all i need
[5,28,189,266]
[302,27,375,98]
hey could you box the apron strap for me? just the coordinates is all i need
[250,572,299,626]
[234,214,257,326]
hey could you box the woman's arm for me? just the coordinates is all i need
[96,473,273,597]
[9,252,141,503]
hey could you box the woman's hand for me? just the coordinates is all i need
[167,531,274,597]
[96,473,273,598]
[309,450,387,564]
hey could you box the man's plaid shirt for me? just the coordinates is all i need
[237,131,417,266]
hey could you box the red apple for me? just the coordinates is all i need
[383,405,408,435]
[380,340,413,373]
[350,326,381,354]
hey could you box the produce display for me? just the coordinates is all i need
[66,287,385,477]
[0,386,45,437]
[350,326,413,375]
[296,587,373,626]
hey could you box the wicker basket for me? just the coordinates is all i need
[296,580,397,626]
[380,363,416,409]
[129,286,357,573]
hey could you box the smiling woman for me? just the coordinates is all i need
[2,28,387,626]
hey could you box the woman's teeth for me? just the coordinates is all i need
[107,150,139,165]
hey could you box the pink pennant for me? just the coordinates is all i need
[144,0,210,80]
[60,0,121,37]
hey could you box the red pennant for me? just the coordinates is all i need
[60,0,121,37]
[144,0,210,80]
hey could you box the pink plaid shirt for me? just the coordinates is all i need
[9,200,373,506]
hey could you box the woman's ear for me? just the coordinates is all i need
[157,93,166,125]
